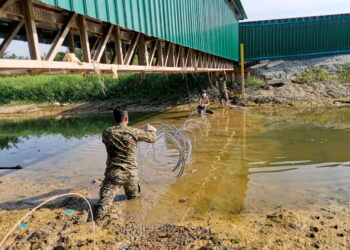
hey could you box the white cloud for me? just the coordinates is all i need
[241,0,350,21]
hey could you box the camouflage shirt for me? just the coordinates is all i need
[102,124,157,171]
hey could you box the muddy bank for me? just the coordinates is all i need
[243,82,350,106]
[0,101,179,119]
[1,196,350,249]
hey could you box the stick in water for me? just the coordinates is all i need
[0,165,23,170]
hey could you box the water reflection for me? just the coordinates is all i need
[0,107,350,222]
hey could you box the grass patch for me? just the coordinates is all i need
[246,76,265,89]
[294,68,329,84]
[338,63,350,83]
[0,74,208,105]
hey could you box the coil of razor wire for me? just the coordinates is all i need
[137,115,209,178]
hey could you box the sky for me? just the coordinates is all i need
[241,0,350,21]
[1,0,350,57]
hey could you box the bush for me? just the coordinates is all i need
[245,76,265,89]
[0,73,210,105]
[338,63,350,82]
[294,68,329,84]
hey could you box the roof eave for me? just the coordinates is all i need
[225,0,248,20]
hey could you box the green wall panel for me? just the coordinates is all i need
[239,14,350,61]
[41,0,240,61]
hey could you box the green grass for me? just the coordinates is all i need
[294,68,329,84]
[0,74,208,105]
[245,76,265,89]
[338,63,350,82]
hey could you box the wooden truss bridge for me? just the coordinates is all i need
[0,0,237,76]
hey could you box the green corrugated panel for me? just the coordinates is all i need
[40,0,241,61]
[239,14,350,61]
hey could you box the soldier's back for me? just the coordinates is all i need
[102,125,139,170]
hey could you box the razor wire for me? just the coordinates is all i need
[137,114,209,178]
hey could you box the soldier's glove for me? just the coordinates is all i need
[146,124,157,133]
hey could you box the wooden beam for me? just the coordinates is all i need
[0,0,15,16]
[194,53,199,68]
[124,32,140,65]
[184,48,190,67]
[175,46,182,67]
[157,40,164,66]
[164,42,171,66]
[67,30,75,53]
[78,15,91,63]
[168,44,175,67]
[92,23,113,62]
[178,47,184,67]
[197,53,202,68]
[0,59,231,74]
[113,26,124,64]
[0,18,24,57]
[138,35,148,66]
[147,40,158,66]
[45,13,77,61]
[90,37,100,52]
[190,50,196,68]
[23,0,41,60]
[100,49,109,64]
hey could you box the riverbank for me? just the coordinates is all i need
[243,81,350,106]
[1,192,349,249]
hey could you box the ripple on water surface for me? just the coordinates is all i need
[0,107,350,223]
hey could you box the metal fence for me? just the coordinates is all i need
[239,13,350,61]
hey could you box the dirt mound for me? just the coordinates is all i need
[255,54,350,79]
[244,82,350,105]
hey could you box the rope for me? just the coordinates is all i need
[92,61,107,97]
[0,193,96,250]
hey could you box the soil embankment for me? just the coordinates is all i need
[243,55,350,106]
[244,82,350,106]
[1,194,349,249]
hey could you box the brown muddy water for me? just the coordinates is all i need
[0,107,350,224]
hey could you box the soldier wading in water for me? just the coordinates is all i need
[95,106,157,221]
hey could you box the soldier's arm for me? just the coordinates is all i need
[133,127,157,143]
[102,129,109,144]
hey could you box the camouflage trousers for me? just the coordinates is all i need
[96,167,140,217]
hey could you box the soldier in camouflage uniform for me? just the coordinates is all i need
[95,106,157,220]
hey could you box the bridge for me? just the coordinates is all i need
[0,0,246,76]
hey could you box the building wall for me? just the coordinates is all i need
[240,14,350,61]
[42,0,240,61]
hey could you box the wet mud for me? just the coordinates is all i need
[1,196,350,249]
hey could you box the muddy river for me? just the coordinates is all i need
[0,107,349,224]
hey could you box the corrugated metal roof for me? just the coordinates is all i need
[239,13,350,60]
[226,0,247,20]
[41,0,243,61]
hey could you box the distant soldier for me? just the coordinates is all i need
[95,106,157,221]
[217,73,229,107]
[198,89,214,115]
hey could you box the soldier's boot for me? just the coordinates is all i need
[92,205,110,227]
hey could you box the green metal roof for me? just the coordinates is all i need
[226,0,247,20]
[41,0,243,61]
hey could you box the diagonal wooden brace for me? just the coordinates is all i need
[45,13,77,61]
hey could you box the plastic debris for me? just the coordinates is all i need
[63,209,75,215]
[16,223,27,230]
